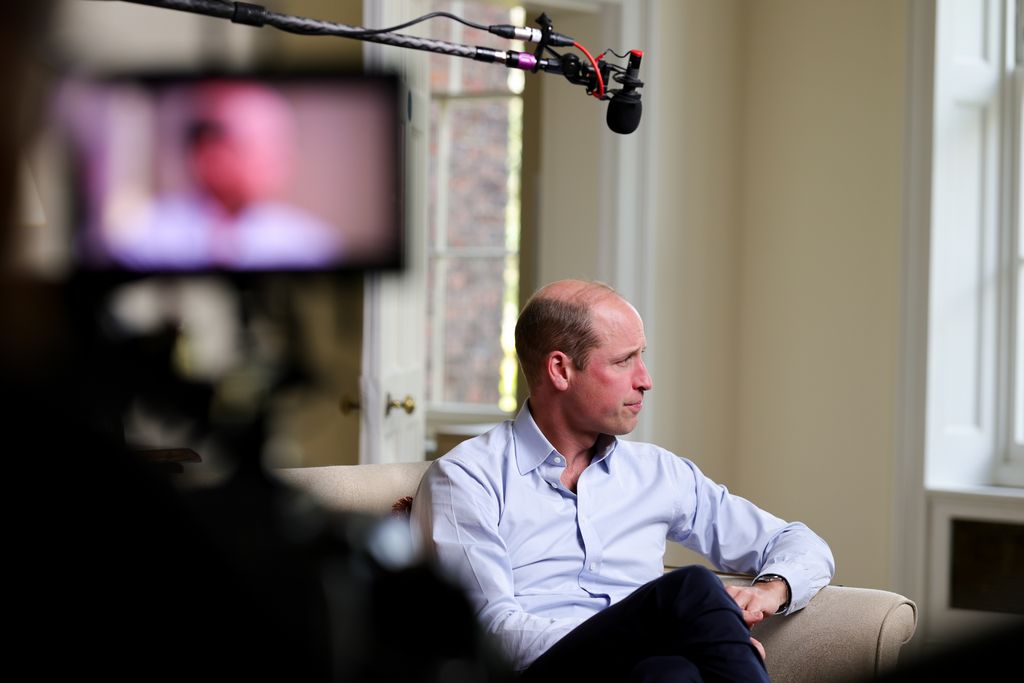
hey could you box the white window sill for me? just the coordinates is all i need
[926,484,1024,504]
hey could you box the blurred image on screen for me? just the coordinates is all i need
[52,71,402,274]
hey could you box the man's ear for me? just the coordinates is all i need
[545,351,572,392]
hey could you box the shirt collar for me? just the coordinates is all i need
[512,400,620,475]
[592,432,618,466]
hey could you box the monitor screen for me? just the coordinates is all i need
[49,69,403,276]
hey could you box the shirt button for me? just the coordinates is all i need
[549,482,558,489]
[553,456,562,464]
[589,563,597,572]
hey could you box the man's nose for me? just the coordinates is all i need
[635,357,652,391]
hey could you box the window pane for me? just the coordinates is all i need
[425,2,523,413]
[441,256,506,404]
[444,99,512,248]
[426,96,519,407]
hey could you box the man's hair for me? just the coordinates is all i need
[185,119,226,149]
[514,282,617,388]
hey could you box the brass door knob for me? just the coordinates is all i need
[338,396,360,415]
[386,393,416,416]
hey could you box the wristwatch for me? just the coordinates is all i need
[753,574,791,613]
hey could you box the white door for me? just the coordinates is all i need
[360,0,429,464]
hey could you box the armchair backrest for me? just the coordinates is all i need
[273,461,431,516]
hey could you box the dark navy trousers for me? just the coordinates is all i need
[520,565,771,683]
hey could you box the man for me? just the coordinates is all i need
[411,279,834,681]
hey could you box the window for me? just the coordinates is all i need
[1006,0,1024,483]
[927,0,1024,487]
[424,1,524,423]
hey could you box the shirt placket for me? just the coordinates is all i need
[575,467,604,588]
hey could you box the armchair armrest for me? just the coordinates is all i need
[717,573,917,683]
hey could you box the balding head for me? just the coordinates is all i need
[514,279,621,389]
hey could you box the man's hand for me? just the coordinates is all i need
[725,581,788,627]
[750,636,766,661]
[726,582,785,662]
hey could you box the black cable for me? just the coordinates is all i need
[344,10,489,36]
[257,9,488,41]
[601,48,632,59]
[257,10,478,60]
[121,2,490,38]
[258,6,491,39]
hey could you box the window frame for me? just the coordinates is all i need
[423,3,524,428]
[923,0,1024,489]
[998,0,1024,483]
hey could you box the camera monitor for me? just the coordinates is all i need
[50,69,403,275]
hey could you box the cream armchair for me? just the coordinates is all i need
[276,461,917,683]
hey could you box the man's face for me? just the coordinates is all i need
[190,85,293,214]
[565,295,652,437]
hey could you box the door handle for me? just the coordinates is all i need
[338,396,360,415]
[386,393,416,416]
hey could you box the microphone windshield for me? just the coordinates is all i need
[606,96,642,135]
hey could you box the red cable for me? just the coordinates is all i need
[573,41,605,99]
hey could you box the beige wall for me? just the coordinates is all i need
[648,0,741,491]
[733,0,905,590]
[526,8,604,286]
[648,0,907,589]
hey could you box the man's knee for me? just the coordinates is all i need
[663,565,723,594]
[657,565,739,616]
[669,565,717,582]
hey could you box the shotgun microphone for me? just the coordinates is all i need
[605,50,643,135]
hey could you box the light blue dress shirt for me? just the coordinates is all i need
[411,404,834,671]
[103,193,343,270]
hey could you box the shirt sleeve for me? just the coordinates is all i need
[410,458,581,670]
[666,456,835,614]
